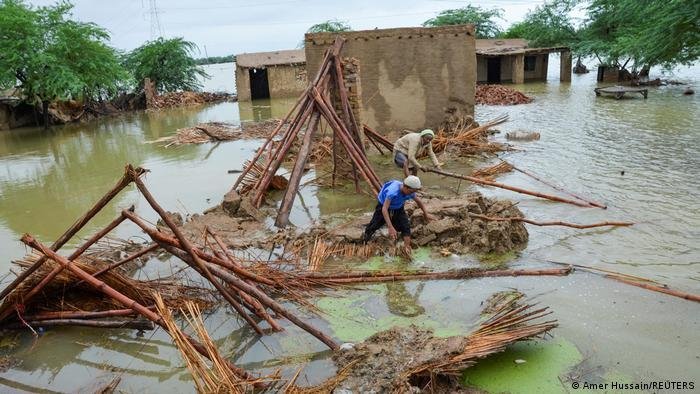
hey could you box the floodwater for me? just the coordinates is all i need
[0,59,698,392]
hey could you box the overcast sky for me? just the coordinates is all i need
[30,0,548,57]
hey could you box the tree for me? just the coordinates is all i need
[124,37,208,94]
[423,5,504,38]
[577,0,700,78]
[502,0,579,48]
[0,0,127,128]
[307,19,352,34]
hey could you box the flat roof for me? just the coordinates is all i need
[235,49,305,68]
[476,39,568,55]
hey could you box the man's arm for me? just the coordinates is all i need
[427,143,440,167]
[382,197,398,239]
[414,196,435,221]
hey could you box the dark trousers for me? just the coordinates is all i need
[363,203,411,241]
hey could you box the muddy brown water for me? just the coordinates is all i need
[0,61,698,392]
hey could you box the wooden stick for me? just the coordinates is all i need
[363,124,394,151]
[508,162,607,209]
[0,166,142,303]
[426,168,595,208]
[467,213,633,229]
[19,234,257,383]
[300,267,572,283]
[0,208,133,323]
[276,111,321,228]
[91,243,160,279]
[22,307,154,321]
[126,166,264,336]
[608,276,700,303]
[1,318,155,330]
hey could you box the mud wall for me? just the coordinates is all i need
[267,65,307,99]
[524,54,548,82]
[0,102,35,130]
[475,54,548,84]
[235,64,307,102]
[305,25,476,133]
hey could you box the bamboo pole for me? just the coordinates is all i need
[363,124,394,151]
[608,276,700,303]
[2,318,155,330]
[508,162,607,209]
[276,111,322,228]
[467,213,633,229]
[426,168,594,208]
[126,166,264,336]
[300,266,572,284]
[19,234,256,383]
[0,208,134,323]
[0,166,142,303]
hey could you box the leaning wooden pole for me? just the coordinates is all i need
[125,165,264,335]
[0,207,134,322]
[275,111,322,227]
[19,234,257,383]
[426,168,595,208]
[0,166,142,303]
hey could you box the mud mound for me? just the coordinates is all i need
[476,84,532,105]
[330,192,528,254]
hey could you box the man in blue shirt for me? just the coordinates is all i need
[362,175,435,255]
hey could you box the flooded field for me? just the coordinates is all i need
[0,60,698,392]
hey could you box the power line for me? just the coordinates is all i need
[148,0,163,39]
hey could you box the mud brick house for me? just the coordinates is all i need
[235,49,307,101]
[476,39,571,84]
[304,25,477,132]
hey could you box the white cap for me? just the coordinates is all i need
[403,175,422,190]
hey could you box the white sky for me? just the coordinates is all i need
[29,0,549,56]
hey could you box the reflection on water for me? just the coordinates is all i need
[0,60,698,391]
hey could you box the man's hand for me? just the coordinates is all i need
[403,244,413,257]
[388,227,398,240]
[436,161,445,168]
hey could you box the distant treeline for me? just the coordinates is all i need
[195,55,236,65]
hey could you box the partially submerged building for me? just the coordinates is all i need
[305,25,476,132]
[476,39,571,84]
[235,49,307,101]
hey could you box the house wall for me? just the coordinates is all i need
[476,53,549,83]
[524,54,548,81]
[235,64,307,101]
[267,65,307,99]
[305,25,476,133]
[235,65,251,101]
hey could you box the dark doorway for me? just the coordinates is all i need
[249,68,270,99]
[486,57,501,83]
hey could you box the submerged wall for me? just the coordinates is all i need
[305,25,476,133]
[235,64,307,102]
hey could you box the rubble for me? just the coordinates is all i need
[476,84,533,105]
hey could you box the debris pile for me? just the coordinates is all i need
[476,84,533,105]
[432,113,510,155]
[323,292,557,392]
[147,91,235,110]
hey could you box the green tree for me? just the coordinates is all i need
[307,19,352,34]
[577,0,700,77]
[423,5,504,38]
[0,0,127,128]
[124,37,208,93]
[503,0,579,48]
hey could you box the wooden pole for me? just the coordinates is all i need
[19,234,257,383]
[508,163,607,209]
[2,318,155,330]
[467,213,633,229]
[0,166,142,303]
[426,168,594,208]
[275,111,321,228]
[22,307,153,321]
[91,243,160,279]
[125,165,264,335]
[299,266,572,284]
[0,208,134,322]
